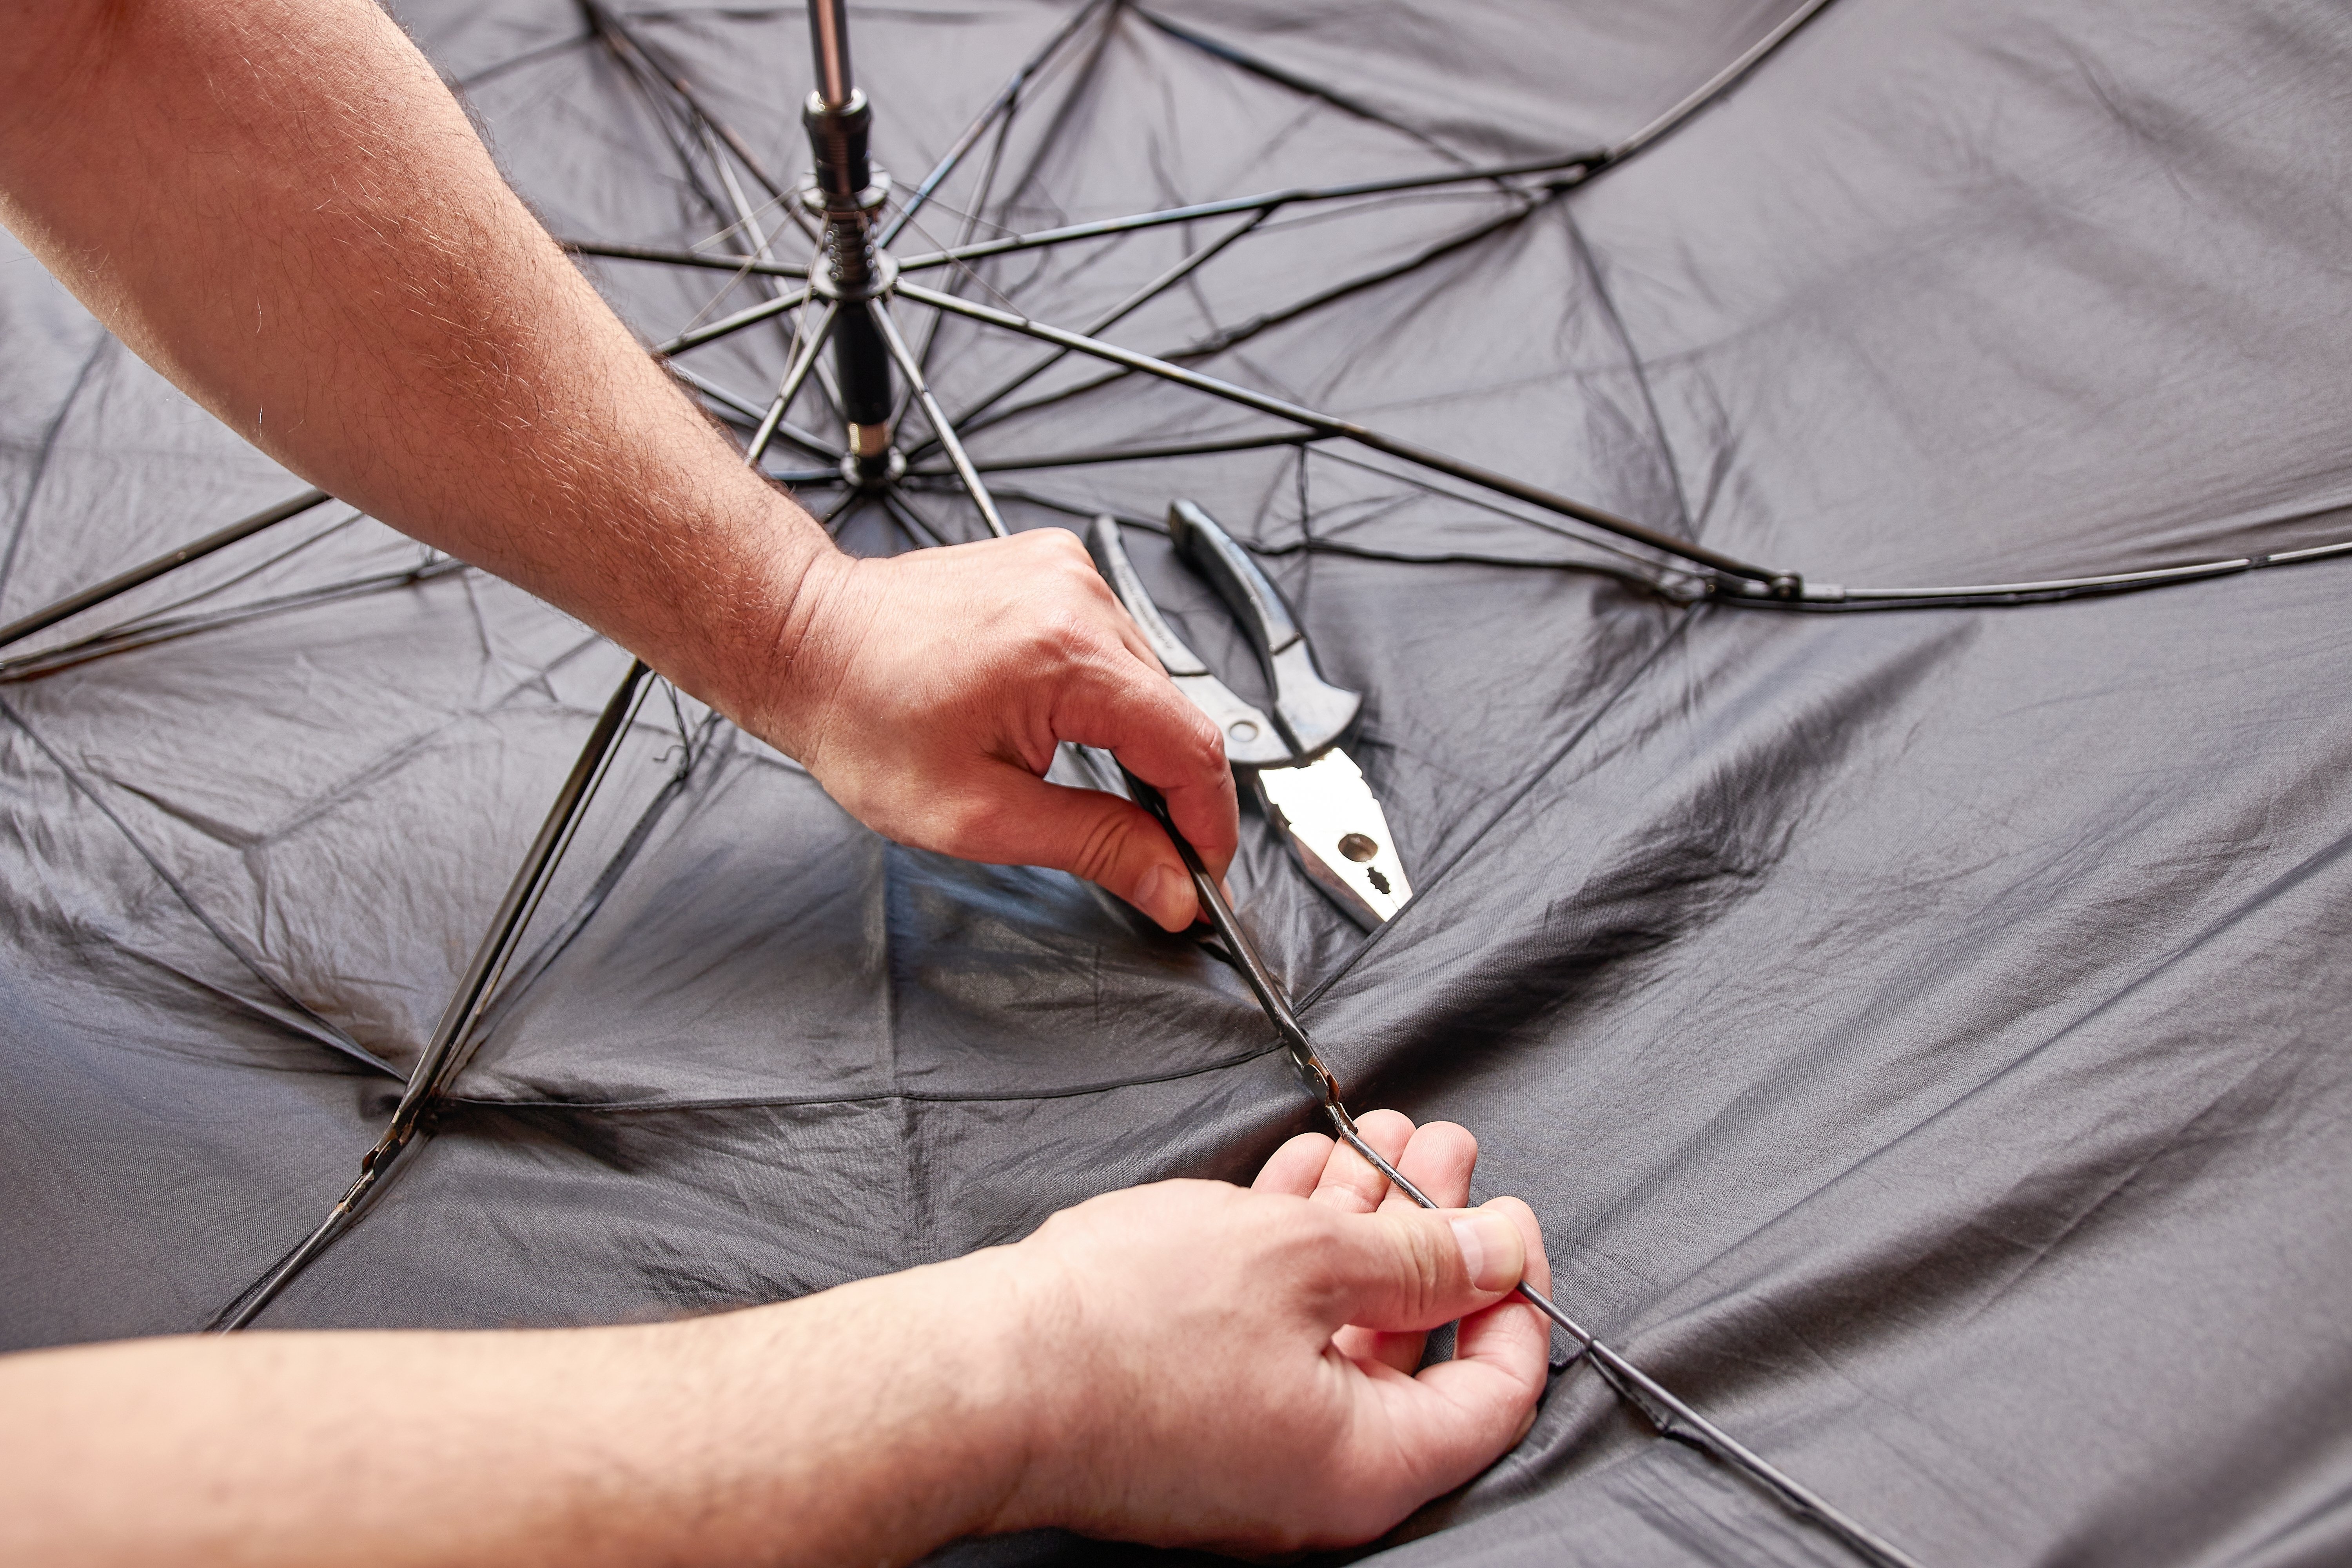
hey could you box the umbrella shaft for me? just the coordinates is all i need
[832,308,893,454]
[807,0,854,107]
[802,24,895,457]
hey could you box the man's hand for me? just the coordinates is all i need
[980,1111,1553,1552]
[0,1112,1551,1567]
[763,531,1238,931]
[0,0,1238,929]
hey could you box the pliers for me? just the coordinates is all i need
[1089,501,1412,928]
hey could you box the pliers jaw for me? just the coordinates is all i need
[1253,750,1411,927]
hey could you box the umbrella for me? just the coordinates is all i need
[5,0,2352,1562]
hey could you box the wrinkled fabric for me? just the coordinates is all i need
[4,2,2351,1564]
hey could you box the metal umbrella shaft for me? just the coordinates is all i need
[807,0,855,109]
[802,0,893,462]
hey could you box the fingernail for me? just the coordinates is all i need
[1450,1212,1523,1293]
[1134,864,1189,931]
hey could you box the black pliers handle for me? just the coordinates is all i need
[1087,503,1362,768]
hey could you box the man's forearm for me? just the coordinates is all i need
[0,0,825,736]
[0,1252,1038,1568]
[0,1144,1547,1563]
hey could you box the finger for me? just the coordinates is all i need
[1310,1110,1413,1212]
[1348,1118,1472,1374]
[1049,658,1239,884]
[918,762,1200,929]
[1251,1133,1334,1196]
[1423,1197,1552,1443]
[1380,1121,1477,1214]
[1311,1205,1525,1337]
[1018,773,1201,932]
[1353,1292,1548,1504]
[1312,1111,1416,1369]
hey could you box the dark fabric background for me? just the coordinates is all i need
[4,2,2349,1563]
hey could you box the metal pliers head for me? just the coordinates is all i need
[1087,504,1410,928]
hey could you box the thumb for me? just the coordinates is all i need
[1316,1206,1526,1335]
[974,766,1200,931]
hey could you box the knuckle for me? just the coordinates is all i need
[1031,607,1100,664]
[1065,806,1133,884]
[1038,526,1091,563]
[1398,1218,1452,1316]
[933,792,1007,855]
[1184,709,1228,771]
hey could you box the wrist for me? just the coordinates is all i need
[702,1245,1063,1561]
[655,486,849,757]
[949,1232,1116,1539]
[744,536,862,766]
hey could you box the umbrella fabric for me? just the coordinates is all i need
[5,1,2351,1562]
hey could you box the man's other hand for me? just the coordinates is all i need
[0,1109,1550,1566]
[762,527,1240,931]
[976,1111,1554,1551]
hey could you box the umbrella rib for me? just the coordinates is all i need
[655,284,814,356]
[669,363,841,462]
[891,153,1602,272]
[583,0,790,200]
[450,29,593,93]
[930,191,1556,451]
[695,122,858,426]
[975,465,2352,614]
[581,158,1592,283]
[0,560,473,681]
[745,300,839,468]
[1606,0,1843,165]
[690,121,819,354]
[0,559,469,687]
[1127,5,1471,167]
[589,11,746,228]
[977,449,2352,613]
[563,0,1840,367]
[210,656,657,1332]
[907,429,1327,475]
[1306,435,1717,582]
[960,483,1694,602]
[74,507,368,630]
[563,239,806,279]
[875,0,1119,248]
[0,488,333,653]
[905,207,1272,462]
[868,299,1009,538]
[900,87,1025,414]
[889,0,1844,273]
[1724,535,2352,611]
[465,709,728,1048]
[586,4,849,419]
[895,279,1788,585]
[209,281,840,1327]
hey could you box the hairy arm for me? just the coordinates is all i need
[0,1118,1551,1566]
[0,0,1236,927]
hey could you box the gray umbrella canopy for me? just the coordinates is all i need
[5,1,2352,1563]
